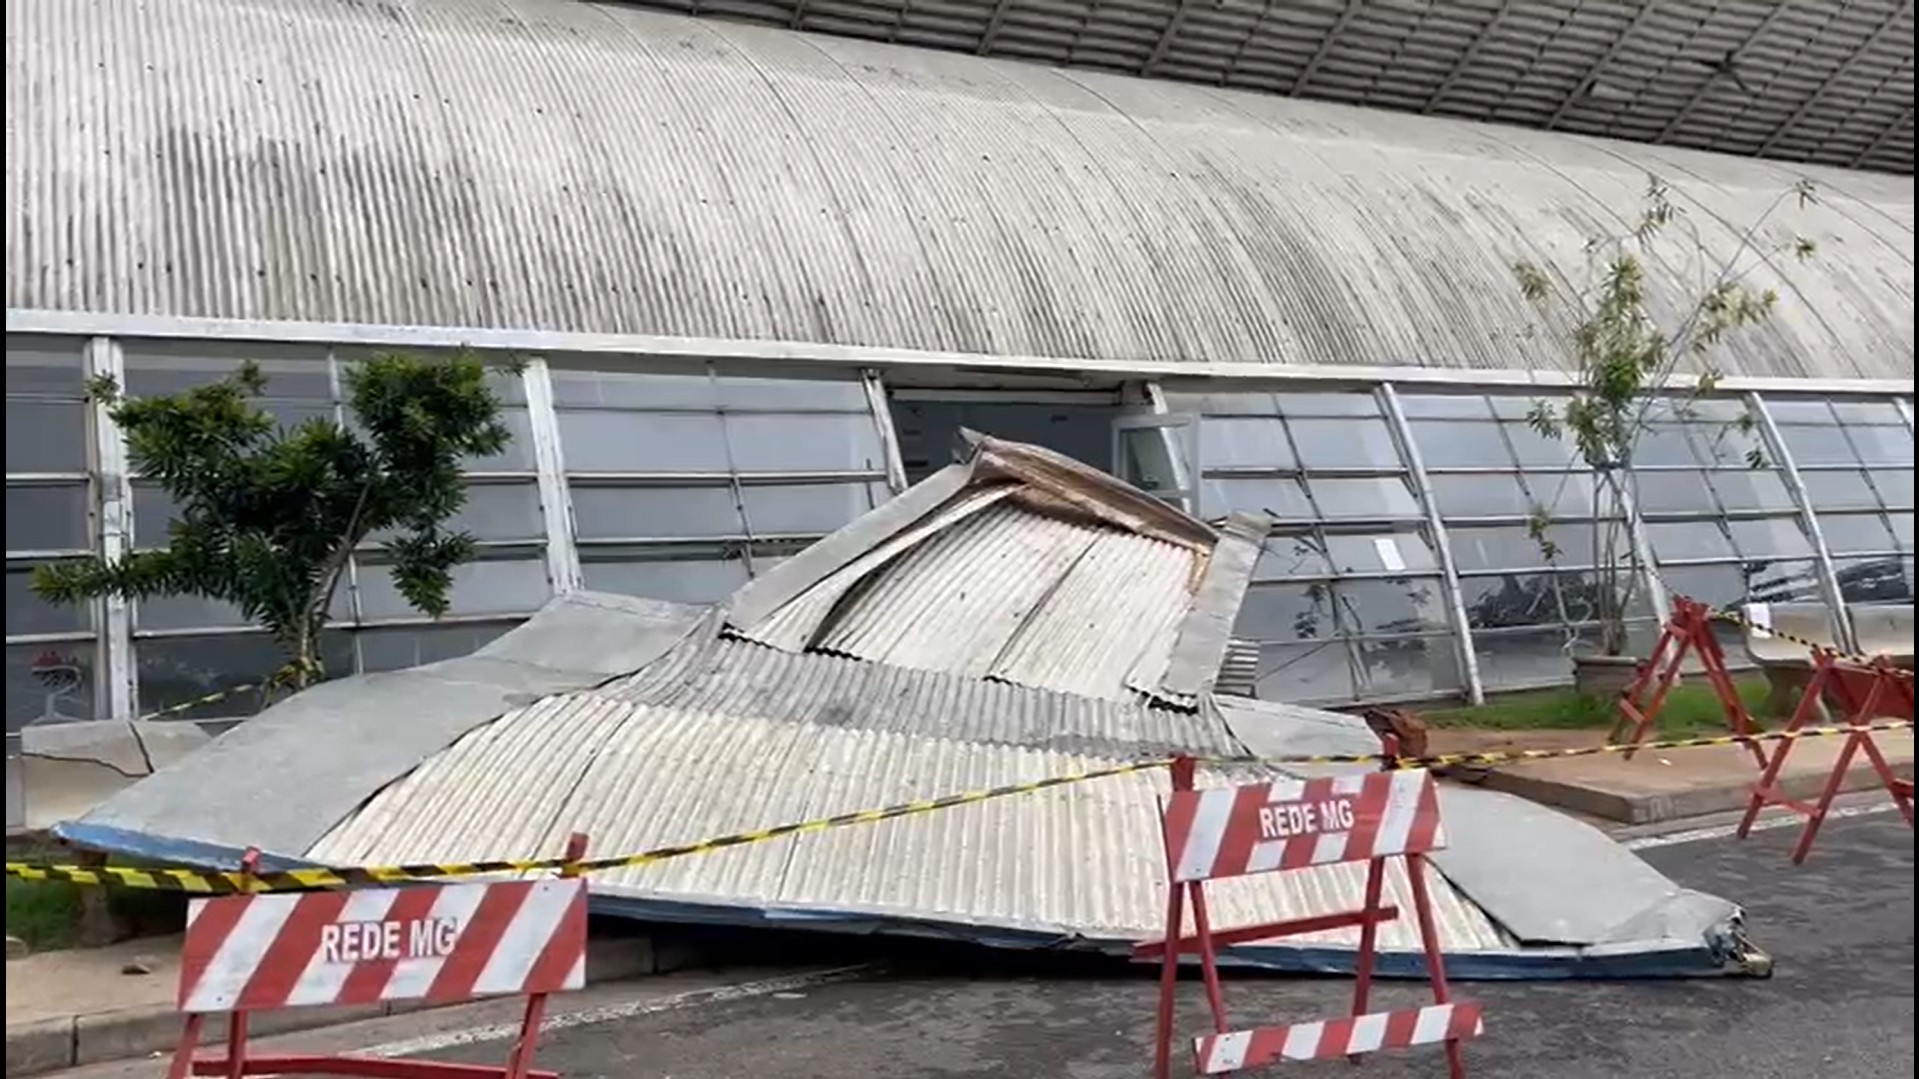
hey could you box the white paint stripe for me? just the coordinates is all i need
[1347,1011,1389,1054]
[186,899,205,928]
[1331,773,1369,796]
[1309,828,1349,867]
[1175,788,1236,882]
[1371,771,1425,858]
[358,964,883,1059]
[185,896,300,1012]
[383,883,489,1001]
[1244,839,1286,875]
[1410,1004,1453,1046]
[1199,1030,1251,1074]
[1266,778,1307,803]
[1622,801,1899,851]
[284,889,400,1007]
[471,880,582,996]
[1280,1019,1324,1061]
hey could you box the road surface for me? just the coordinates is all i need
[426,811,1913,1079]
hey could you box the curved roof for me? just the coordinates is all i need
[6,0,1914,379]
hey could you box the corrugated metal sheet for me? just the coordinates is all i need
[8,0,1911,379]
[308,691,1513,955]
[1217,638,1261,698]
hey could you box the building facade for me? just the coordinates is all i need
[7,0,1914,732]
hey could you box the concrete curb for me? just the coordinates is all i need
[6,934,666,1075]
[1474,756,1915,825]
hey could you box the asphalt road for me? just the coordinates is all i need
[435,813,1913,1079]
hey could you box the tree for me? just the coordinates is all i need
[1511,175,1818,663]
[33,351,515,697]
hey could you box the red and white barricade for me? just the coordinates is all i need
[1137,759,1480,1079]
[167,836,590,1079]
[1736,654,1914,864]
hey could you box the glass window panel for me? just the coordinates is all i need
[579,551,749,605]
[137,594,250,632]
[1406,420,1508,467]
[365,483,545,544]
[1763,400,1834,424]
[1522,471,1597,517]
[1833,556,1912,605]
[1557,570,1656,624]
[1288,417,1402,468]
[1801,468,1880,512]
[121,344,334,399]
[464,407,535,472]
[5,568,90,636]
[1356,636,1460,697]
[1687,425,1766,468]
[6,338,88,396]
[726,413,884,473]
[1634,425,1698,467]
[1845,425,1913,465]
[1429,473,1530,517]
[1163,391,1278,416]
[739,481,887,536]
[1870,469,1913,509]
[1777,425,1858,466]
[1502,421,1579,467]
[135,633,351,720]
[717,373,868,412]
[1460,573,1563,630]
[1203,477,1312,522]
[1397,395,1492,420]
[550,368,716,410]
[1234,583,1327,642]
[7,484,89,551]
[1253,639,1357,703]
[358,622,515,673]
[1449,524,1596,571]
[7,642,98,731]
[1473,628,1576,691]
[1656,563,1753,612]
[7,400,87,473]
[1647,520,1736,560]
[1829,400,1904,425]
[1251,535,1333,580]
[1743,558,1825,606]
[1272,393,1380,418]
[1890,512,1914,551]
[1727,517,1813,558]
[558,410,729,473]
[1707,470,1795,512]
[571,484,742,540]
[1819,512,1896,555]
[1324,531,1437,574]
[1631,469,1717,515]
[1307,476,1420,518]
[1335,578,1446,635]
[1196,417,1294,470]
[356,558,551,620]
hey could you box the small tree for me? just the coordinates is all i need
[33,351,515,697]
[1512,176,1818,660]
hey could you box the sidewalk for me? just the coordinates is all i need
[1430,727,1915,824]
[5,931,664,1075]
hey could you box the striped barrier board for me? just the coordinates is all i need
[1195,1003,1486,1074]
[1147,763,1478,1079]
[1163,768,1444,882]
[179,878,587,1013]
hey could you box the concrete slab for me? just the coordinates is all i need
[1457,730,1914,824]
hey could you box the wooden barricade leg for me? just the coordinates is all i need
[1613,601,1765,765]
[1153,757,1198,1079]
[1736,657,1840,843]
[501,833,589,1079]
[1787,666,1914,864]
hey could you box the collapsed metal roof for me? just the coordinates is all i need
[64,438,1748,978]
[8,0,1913,380]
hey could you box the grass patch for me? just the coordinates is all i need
[5,844,188,953]
[1423,677,1774,737]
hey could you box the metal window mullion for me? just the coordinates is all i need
[1379,383,1483,705]
[84,336,135,719]
[522,358,582,594]
[1896,397,1914,434]
[1609,472,1672,631]
[1748,391,1855,652]
[861,369,909,493]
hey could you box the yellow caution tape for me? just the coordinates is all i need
[9,721,1911,894]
